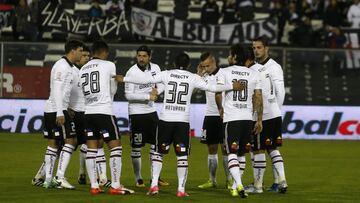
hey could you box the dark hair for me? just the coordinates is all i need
[244,45,255,61]
[253,36,269,47]
[64,40,84,54]
[137,45,151,56]
[200,52,211,61]
[175,52,190,70]
[230,44,254,66]
[82,45,91,53]
[92,40,109,55]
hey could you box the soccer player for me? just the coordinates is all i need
[79,40,133,195]
[125,45,168,187]
[196,52,232,189]
[33,40,84,189]
[115,52,243,197]
[73,46,111,188]
[249,36,288,193]
[218,44,263,198]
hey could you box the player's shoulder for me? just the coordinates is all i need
[150,62,161,72]
[267,58,282,70]
[53,57,72,70]
[126,64,138,73]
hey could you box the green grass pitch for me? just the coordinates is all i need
[0,133,359,203]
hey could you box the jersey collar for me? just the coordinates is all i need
[62,56,73,67]
[137,63,151,72]
[259,57,270,65]
[209,66,220,75]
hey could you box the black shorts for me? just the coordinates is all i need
[43,110,76,140]
[252,117,282,150]
[84,114,120,142]
[73,111,86,145]
[224,120,253,155]
[156,120,190,156]
[129,112,158,147]
[201,116,224,144]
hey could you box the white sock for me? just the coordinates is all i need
[86,148,98,188]
[223,155,231,181]
[208,154,218,183]
[228,154,242,188]
[131,147,142,181]
[269,150,286,183]
[110,146,122,189]
[177,156,188,192]
[35,161,46,179]
[237,156,246,179]
[56,144,75,178]
[253,153,266,188]
[79,144,87,175]
[44,146,57,182]
[96,147,107,181]
[250,151,255,176]
[150,149,163,187]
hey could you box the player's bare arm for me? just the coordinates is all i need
[215,92,223,119]
[56,116,65,126]
[113,75,124,82]
[253,89,263,135]
[232,80,245,91]
[149,88,158,101]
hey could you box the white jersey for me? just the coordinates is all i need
[250,60,284,120]
[79,58,117,115]
[203,68,224,116]
[69,66,85,112]
[125,63,164,115]
[124,69,233,122]
[347,3,360,28]
[218,65,262,123]
[262,58,285,112]
[45,57,74,116]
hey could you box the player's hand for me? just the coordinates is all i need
[149,93,158,101]
[68,108,75,119]
[197,63,206,76]
[113,75,124,82]
[218,108,224,119]
[151,88,158,96]
[232,81,245,91]
[253,121,263,135]
[56,116,65,127]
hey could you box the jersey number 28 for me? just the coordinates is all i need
[81,71,100,95]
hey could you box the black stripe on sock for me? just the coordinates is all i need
[62,149,73,154]
[228,158,237,163]
[272,160,283,164]
[110,155,122,158]
[229,164,239,169]
[271,155,281,159]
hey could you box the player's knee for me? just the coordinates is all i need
[131,148,141,158]
[229,142,239,153]
[175,143,189,156]
[158,143,170,154]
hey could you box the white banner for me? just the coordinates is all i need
[0,99,359,140]
[131,7,277,44]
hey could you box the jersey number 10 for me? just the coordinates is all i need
[232,79,248,101]
[81,71,100,95]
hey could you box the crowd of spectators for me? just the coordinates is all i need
[1,0,360,48]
